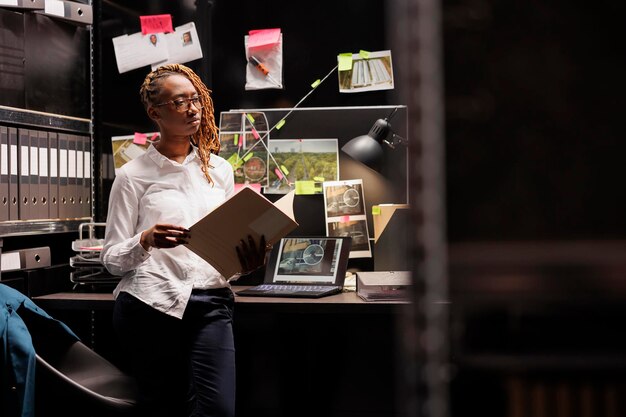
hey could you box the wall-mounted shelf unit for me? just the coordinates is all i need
[0,2,93,237]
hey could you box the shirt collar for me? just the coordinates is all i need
[146,142,199,168]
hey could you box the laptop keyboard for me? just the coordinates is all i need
[253,284,339,293]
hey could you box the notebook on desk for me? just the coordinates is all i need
[235,236,352,298]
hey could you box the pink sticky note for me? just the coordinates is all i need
[140,14,174,35]
[149,132,159,142]
[274,168,284,180]
[234,183,262,194]
[133,132,147,145]
[247,28,281,48]
[251,127,260,140]
[340,215,350,223]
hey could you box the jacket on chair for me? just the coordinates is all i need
[0,283,78,417]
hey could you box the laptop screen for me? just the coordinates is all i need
[267,237,351,285]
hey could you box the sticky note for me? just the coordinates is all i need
[133,132,147,145]
[311,79,321,88]
[340,215,350,223]
[226,153,242,169]
[280,165,289,175]
[338,53,353,71]
[233,134,239,146]
[234,183,262,194]
[372,206,381,215]
[313,176,324,182]
[359,50,371,59]
[275,119,286,130]
[245,113,255,124]
[274,168,284,180]
[243,152,253,161]
[140,14,174,35]
[248,28,281,48]
[251,127,260,140]
[149,132,159,142]
[295,180,316,195]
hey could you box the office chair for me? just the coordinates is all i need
[20,309,137,417]
[34,339,137,417]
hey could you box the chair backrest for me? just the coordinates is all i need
[35,339,137,416]
[9,292,138,417]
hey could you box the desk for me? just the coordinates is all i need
[33,286,404,311]
[33,287,408,417]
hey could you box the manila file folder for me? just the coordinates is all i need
[185,187,298,279]
[372,204,410,271]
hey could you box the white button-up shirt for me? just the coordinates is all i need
[101,144,235,319]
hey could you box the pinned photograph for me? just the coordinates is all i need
[151,22,203,70]
[265,139,339,195]
[327,219,370,255]
[112,32,169,74]
[148,34,159,47]
[110,133,158,174]
[218,111,270,188]
[323,179,371,258]
[323,181,365,217]
[182,31,193,46]
[338,50,394,93]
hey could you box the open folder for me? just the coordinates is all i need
[184,187,298,279]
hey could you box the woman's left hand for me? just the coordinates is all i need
[236,235,272,275]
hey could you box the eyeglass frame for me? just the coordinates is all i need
[153,96,203,112]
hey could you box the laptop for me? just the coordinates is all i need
[235,236,352,298]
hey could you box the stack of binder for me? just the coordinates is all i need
[1,125,92,222]
[70,222,119,288]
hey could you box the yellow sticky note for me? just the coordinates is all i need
[311,79,321,88]
[359,50,371,59]
[338,53,353,71]
[226,153,242,169]
[275,119,286,130]
[295,180,317,195]
[313,176,324,182]
[280,165,289,175]
[243,152,253,161]
[372,205,381,215]
[245,113,255,124]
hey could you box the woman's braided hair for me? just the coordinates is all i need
[139,64,220,184]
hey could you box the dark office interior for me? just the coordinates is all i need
[2,0,626,416]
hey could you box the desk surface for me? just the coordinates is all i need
[33,286,408,313]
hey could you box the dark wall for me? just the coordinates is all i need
[443,1,626,242]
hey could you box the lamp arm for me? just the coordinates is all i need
[385,107,400,121]
[383,132,408,149]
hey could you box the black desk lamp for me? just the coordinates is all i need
[341,107,407,169]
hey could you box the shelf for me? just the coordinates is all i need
[0,219,91,236]
[0,106,91,134]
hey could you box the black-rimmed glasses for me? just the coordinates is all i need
[154,97,203,112]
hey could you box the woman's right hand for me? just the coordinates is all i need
[140,224,190,250]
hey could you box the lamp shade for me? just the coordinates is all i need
[341,118,391,168]
[342,134,384,168]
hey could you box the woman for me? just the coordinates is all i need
[101,64,266,417]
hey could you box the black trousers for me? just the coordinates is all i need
[112,288,236,417]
